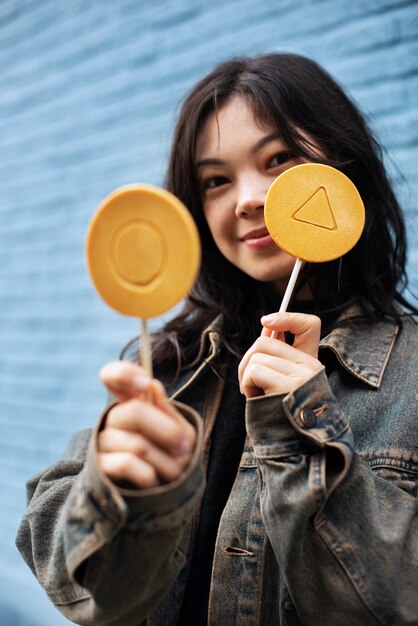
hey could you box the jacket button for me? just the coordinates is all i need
[300,409,317,428]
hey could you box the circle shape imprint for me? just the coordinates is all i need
[86,185,201,318]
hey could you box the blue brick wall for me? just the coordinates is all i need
[0,1,417,622]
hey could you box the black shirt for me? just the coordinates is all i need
[177,362,246,625]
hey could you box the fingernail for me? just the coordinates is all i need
[134,375,150,391]
[261,313,277,324]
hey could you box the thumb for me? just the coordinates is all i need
[261,312,321,357]
[99,361,151,402]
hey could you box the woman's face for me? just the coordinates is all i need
[195,96,323,295]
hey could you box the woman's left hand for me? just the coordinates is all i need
[238,312,324,399]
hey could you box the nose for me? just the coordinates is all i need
[235,177,266,219]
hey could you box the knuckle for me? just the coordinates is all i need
[248,362,259,376]
[248,352,262,367]
[242,365,255,386]
[314,319,321,332]
[254,337,265,350]
[133,436,149,458]
[310,314,321,327]
[142,465,158,487]
[120,453,136,475]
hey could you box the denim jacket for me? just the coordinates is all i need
[16,310,418,625]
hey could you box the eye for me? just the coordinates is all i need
[268,152,294,168]
[202,175,229,190]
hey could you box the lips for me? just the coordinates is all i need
[241,226,274,250]
[241,226,270,241]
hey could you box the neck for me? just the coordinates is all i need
[263,278,314,301]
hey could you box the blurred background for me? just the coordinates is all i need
[0,0,417,623]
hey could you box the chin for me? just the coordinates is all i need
[248,265,296,294]
[254,266,295,284]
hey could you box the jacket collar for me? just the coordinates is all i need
[319,306,399,388]
[181,314,223,371]
[170,315,223,400]
[175,307,399,396]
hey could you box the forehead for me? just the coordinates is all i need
[196,95,274,158]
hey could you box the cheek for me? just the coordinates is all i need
[203,206,225,242]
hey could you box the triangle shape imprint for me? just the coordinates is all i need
[291,186,337,231]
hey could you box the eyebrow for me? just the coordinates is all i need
[196,157,225,169]
[196,131,284,169]
[250,131,283,154]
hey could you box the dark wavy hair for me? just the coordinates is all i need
[126,53,416,374]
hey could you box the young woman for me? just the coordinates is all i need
[17,54,418,626]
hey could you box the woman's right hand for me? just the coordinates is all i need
[97,361,197,490]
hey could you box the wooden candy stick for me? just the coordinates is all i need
[86,184,201,401]
[265,163,365,339]
[140,318,153,378]
[140,318,153,402]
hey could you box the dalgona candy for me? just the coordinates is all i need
[86,185,201,319]
[265,163,365,263]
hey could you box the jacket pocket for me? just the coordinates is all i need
[367,452,418,497]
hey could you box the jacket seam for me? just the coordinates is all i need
[316,521,384,625]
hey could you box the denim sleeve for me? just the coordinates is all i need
[16,400,204,626]
[245,369,418,626]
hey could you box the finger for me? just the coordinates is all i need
[261,312,321,356]
[99,361,151,402]
[245,351,305,377]
[240,352,314,394]
[98,428,190,483]
[99,452,159,489]
[261,325,285,341]
[239,336,297,380]
[150,378,185,422]
[241,362,290,398]
[238,335,319,393]
[106,399,195,458]
[145,380,197,452]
